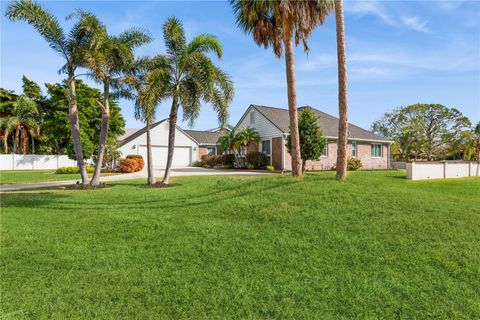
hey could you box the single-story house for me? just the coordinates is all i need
[117,120,230,168]
[117,104,392,170]
[235,105,393,171]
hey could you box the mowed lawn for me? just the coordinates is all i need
[0,170,119,185]
[1,171,479,319]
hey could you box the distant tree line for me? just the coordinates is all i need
[371,103,479,161]
[0,76,125,159]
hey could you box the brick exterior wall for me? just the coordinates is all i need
[271,137,283,170]
[279,140,388,171]
[247,141,258,153]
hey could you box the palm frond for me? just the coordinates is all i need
[6,0,67,57]
[185,34,223,58]
[163,17,187,59]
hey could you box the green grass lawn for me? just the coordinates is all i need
[0,170,118,185]
[1,171,479,319]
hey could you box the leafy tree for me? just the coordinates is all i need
[334,0,349,181]
[6,1,104,183]
[371,104,471,160]
[231,0,334,178]
[287,107,327,172]
[0,96,40,154]
[40,80,125,158]
[154,17,234,185]
[21,75,43,100]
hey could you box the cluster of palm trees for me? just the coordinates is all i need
[217,128,260,155]
[0,96,40,154]
[231,0,349,181]
[7,0,351,184]
[6,1,233,186]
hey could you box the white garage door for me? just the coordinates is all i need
[138,145,192,168]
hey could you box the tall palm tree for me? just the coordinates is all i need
[334,0,349,182]
[124,56,170,185]
[231,0,334,177]
[157,17,234,185]
[6,1,100,183]
[0,96,40,154]
[80,14,151,185]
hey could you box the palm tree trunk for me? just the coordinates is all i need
[335,0,349,182]
[282,19,302,178]
[146,124,155,185]
[3,132,9,154]
[21,129,29,154]
[67,74,89,184]
[14,128,19,154]
[302,159,306,173]
[91,82,110,186]
[163,96,179,185]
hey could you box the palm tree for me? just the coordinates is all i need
[6,1,100,183]
[0,96,40,154]
[157,17,234,185]
[217,130,240,155]
[230,0,334,177]
[334,0,349,182]
[80,14,151,185]
[236,127,260,151]
[124,56,170,185]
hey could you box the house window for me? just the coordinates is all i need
[261,140,271,155]
[320,143,328,157]
[206,146,216,155]
[371,143,382,157]
[250,111,255,124]
[351,141,357,157]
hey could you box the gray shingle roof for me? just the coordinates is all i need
[253,104,391,142]
[183,130,223,145]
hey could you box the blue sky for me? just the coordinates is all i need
[1,0,479,131]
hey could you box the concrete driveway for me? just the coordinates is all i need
[0,167,270,192]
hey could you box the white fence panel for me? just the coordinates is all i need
[0,154,77,170]
[407,162,480,180]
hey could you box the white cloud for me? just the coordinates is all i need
[401,16,431,33]
[346,0,396,26]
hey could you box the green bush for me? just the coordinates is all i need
[222,154,236,168]
[246,163,255,170]
[55,165,94,174]
[266,165,275,172]
[246,151,269,169]
[347,157,363,170]
[192,160,205,168]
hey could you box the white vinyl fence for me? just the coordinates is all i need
[406,161,480,180]
[0,154,77,170]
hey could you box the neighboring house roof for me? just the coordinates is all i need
[117,128,139,142]
[251,104,392,142]
[207,125,233,132]
[183,130,223,145]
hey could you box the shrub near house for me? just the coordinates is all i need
[120,155,144,173]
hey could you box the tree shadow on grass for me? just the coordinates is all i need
[2,176,300,213]
[1,191,73,209]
